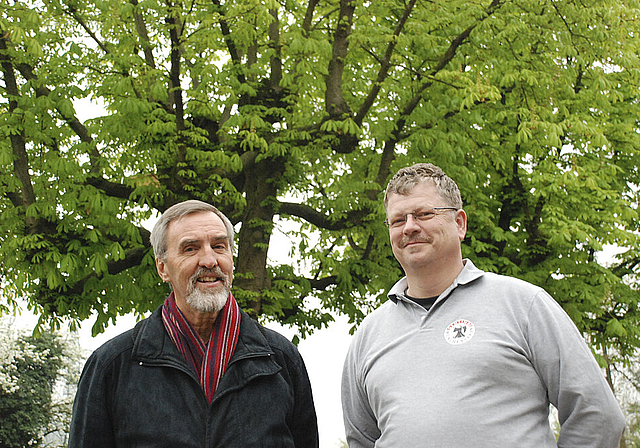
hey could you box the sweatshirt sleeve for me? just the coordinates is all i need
[527,290,625,448]
[341,336,379,448]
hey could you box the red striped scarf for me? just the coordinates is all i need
[161,292,241,404]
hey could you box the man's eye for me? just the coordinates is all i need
[390,217,406,226]
[415,211,434,220]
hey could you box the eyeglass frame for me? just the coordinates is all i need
[384,207,459,229]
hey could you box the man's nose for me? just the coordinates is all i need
[199,246,218,268]
[403,214,421,233]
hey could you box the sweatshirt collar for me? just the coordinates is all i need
[388,258,484,304]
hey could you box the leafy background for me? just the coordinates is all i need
[1,0,639,432]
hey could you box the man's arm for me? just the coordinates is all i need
[528,291,625,447]
[341,341,380,448]
[288,349,320,448]
[68,353,116,448]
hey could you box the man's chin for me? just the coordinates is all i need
[186,289,229,314]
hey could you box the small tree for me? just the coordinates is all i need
[607,351,640,448]
[0,318,82,448]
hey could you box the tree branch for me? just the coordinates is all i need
[64,4,111,55]
[85,177,136,200]
[278,201,368,230]
[0,32,38,231]
[302,0,320,35]
[14,62,104,177]
[273,274,339,292]
[66,0,176,118]
[355,0,418,125]
[16,58,159,205]
[16,63,92,141]
[130,0,157,69]
[3,38,157,220]
[374,0,505,191]
[166,0,186,134]
[397,94,474,140]
[211,0,246,84]
[269,9,282,88]
[39,245,151,301]
[325,0,355,119]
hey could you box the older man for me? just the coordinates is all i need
[69,200,318,447]
[341,163,625,447]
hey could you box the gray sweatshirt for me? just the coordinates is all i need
[341,260,625,447]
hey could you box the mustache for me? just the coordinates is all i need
[400,236,430,248]
[189,266,229,287]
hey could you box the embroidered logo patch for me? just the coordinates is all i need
[444,319,475,345]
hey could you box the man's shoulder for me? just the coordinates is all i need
[88,310,162,365]
[251,320,298,354]
[239,316,309,376]
[238,312,299,355]
[352,299,398,337]
[471,269,544,294]
[88,327,137,364]
[76,327,139,381]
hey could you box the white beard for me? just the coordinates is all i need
[184,266,231,313]
[186,286,229,313]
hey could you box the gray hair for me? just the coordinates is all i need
[384,163,463,211]
[150,200,235,260]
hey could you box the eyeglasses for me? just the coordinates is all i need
[384,207,458,229]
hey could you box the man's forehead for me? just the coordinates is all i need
[387,178,436,198]
[387,182,439,205]
[167,211,227,239]
[177,232,228,245]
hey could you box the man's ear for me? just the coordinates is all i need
[156,257,171,282]
[456,209,468,241]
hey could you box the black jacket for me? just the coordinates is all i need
[69,306,319,447]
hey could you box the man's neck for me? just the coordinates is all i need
[180,306,220,342]
[405,259,465,298]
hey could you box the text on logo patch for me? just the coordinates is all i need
[444,319,475,345]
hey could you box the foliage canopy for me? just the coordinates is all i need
[1,0,639,356]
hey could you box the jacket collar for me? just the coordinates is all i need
[131,303,281,404]
[388,258,484,304]
[131,304,274,365]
